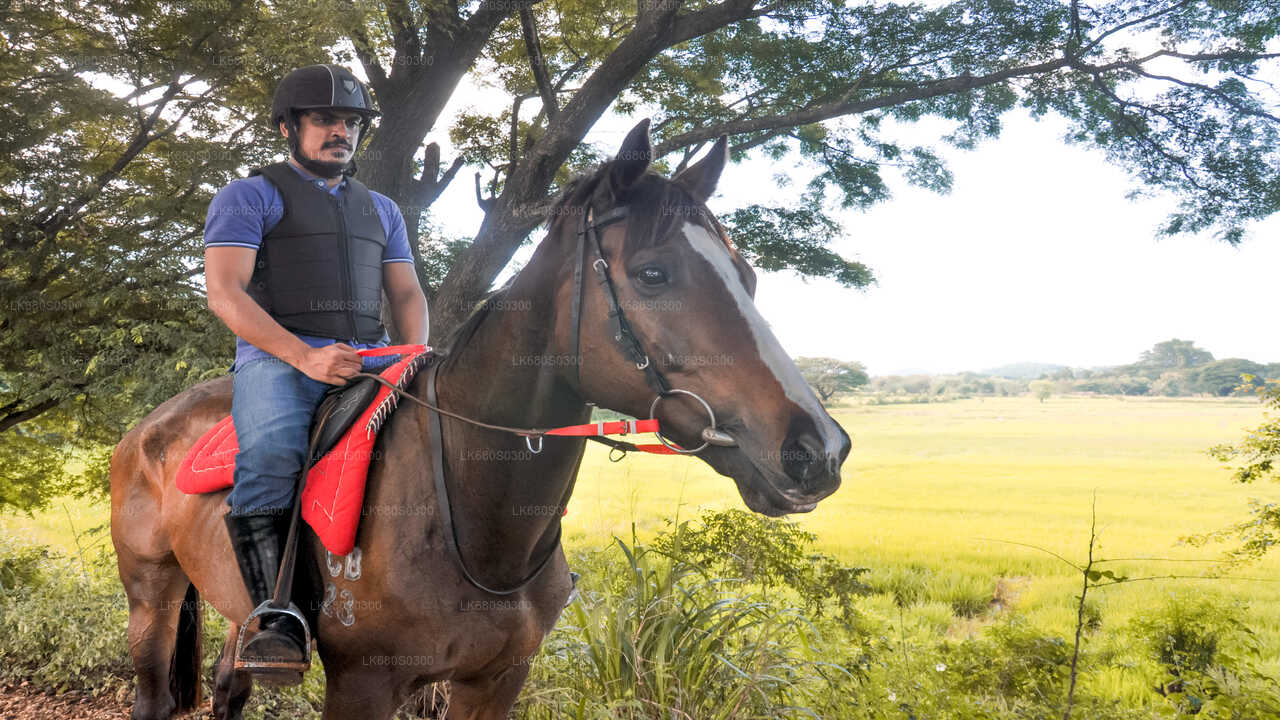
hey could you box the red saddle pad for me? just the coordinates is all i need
[176,347,431,555]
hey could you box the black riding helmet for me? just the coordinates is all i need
[271,65,379,177]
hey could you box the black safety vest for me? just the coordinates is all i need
[246,162,387,344]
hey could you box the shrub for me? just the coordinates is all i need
[653,509,870,625]
[1128,594,1280,717]
[0,533,53,592]
[946,616,1072,707]
[0,538,131,693]
[516,536,842,719]
[866,564,931,609]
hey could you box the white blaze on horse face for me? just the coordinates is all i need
[680,222,840,447]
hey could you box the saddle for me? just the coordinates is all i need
[310,374,382,461]
[176,346,433,556]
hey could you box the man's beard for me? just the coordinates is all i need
[289,135,353,178]
[290,140,350,176]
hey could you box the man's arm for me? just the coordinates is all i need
[205,245,362,384]
[383,262,429,345]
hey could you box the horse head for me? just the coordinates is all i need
[550,120,851,516]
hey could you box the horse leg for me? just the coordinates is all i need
[444,665,532,720]
[118,554,196,720]
[319,668,400,720]
[212,624,253,720]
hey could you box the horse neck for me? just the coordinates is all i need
[421,225,589,579]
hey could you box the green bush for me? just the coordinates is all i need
[0,533,53,592]
[934,573,993,619]
[1129,594,1280,717]
[0,538,131,693]
[866,564,931,609]
[653,509,870,625]
[946,616,1072,707]
[0,530,325,717]
[516,535,843,719]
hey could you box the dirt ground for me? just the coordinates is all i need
[0,683,134,720]
[0,684,220,720]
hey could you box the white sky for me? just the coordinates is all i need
[423,95,1280,376]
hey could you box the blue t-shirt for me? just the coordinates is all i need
[204,162,414,369]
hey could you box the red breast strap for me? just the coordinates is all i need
[545,418,660,437]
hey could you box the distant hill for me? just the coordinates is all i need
[981,362,1070,380]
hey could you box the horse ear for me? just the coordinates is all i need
[674,136,728,203]
[610,119,651,190]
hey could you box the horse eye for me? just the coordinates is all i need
[637,267,668,286]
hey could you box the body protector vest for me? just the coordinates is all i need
[247,162,388,344]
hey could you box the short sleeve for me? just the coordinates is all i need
[373,193,413,264]
[203,177,282,251]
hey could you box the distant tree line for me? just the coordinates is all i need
[799,340,1277,405]
[1049,340,1276,398]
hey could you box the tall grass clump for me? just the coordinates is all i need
[516,527,859,719]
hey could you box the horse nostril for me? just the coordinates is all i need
[780,433,824,485]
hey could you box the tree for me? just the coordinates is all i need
[0,0,359,509]
[795,357,869,402]
[1029,379,1053,403]
[1139,339,1214,370]
[1187,359,1267,396]
[1149,370,1191,397]
[416,0,1280,334]
[1197,378,1280,564]
[3,0,1280,510]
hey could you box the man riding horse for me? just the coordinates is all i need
[202,64,428,676]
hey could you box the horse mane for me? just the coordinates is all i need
[438,280,514,360]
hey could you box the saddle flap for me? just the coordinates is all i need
[309,376,382,462]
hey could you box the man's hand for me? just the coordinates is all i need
[295,343,363,385]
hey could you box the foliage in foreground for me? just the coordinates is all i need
[3,511,1280,719]
[1193,378,1280,566]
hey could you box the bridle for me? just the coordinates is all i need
[567,204,737,455]
[354,199,737,595]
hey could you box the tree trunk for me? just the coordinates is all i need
[430,3,686,336]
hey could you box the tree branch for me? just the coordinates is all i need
[475,172,495,213]
[520,5,559,121]
[346,4,389,90]
[1139,68,1279,122]
[653,57,1071,157]
[1080,0,1196,56]
[0,396,63,435]
[33,72,191,235]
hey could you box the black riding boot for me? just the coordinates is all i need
[224,512,309,683]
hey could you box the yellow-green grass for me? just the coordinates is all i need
[5,395,1276,705]
[567,394,1280,704]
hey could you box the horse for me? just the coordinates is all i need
[110,119,851,720]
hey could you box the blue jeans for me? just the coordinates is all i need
[226,355,390,516]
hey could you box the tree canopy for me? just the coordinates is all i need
[1139,339,1215,369]
[795,357,870,402]
[2,0,1278,510]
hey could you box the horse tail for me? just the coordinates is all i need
[168,582,203,712]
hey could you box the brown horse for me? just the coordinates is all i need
[110,120,850,720]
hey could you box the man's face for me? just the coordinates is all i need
[283,109,362,164]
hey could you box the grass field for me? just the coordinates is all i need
[4,394,1277,712]
[563,394,1280,704]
